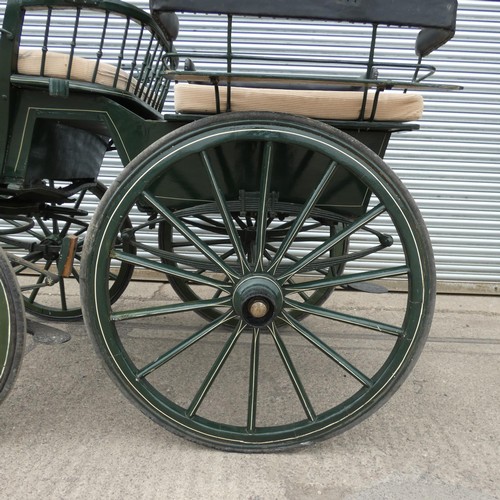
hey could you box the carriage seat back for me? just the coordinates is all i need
[2,0,178,115]
[151,0,458,122]
[151,0,457,56]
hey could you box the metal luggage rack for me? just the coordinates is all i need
[160,0,461,122]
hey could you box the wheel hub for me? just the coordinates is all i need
[233,275,283,327]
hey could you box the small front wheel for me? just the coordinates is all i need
[81,112,435,451]
[4,182,134,320]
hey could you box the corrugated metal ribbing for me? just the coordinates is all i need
[1,0,499,288]
[386,0,500,283]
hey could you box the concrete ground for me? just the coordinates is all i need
[0,289,498,500]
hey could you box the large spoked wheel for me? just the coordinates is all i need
[81,112,435,451]
[4,182,134,321]
[0,247,25,404]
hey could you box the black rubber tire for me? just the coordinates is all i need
[0,247,26,404]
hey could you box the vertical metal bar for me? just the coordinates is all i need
[359,23,378,121]
[226,14,233,112]
[41,7,52,76]
[128,23,145,94]
[92,10,109,84]
[67,7,81,80]
[113,16,130,88]
[147,39,167,103]
[410,54,423,92]
[136,34,154,98]
[369,88,382,121]
[138,39,159,100]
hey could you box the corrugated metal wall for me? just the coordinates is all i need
[1,0,499,292]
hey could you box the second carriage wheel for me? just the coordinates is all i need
[0,247,25,405]
[4,181,134,321]
[81,112,435,451]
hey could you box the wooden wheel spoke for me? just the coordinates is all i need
[254,142,274,272]
[247,328,260,432]
[268,161,337,274]
[269,323,316,421]
[281,311,373,387]
[201,151,251,274]
[285,298,403,337]
[278,203,386,283]
[187,321,245,417]
[285,265,410,294]
[112,249,231,291]
[111,296,231,322]
[135,310,235,380]
[142,191,240,281]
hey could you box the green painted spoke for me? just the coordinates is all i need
[187,321,245,417]
[281,311,373,387]
[108,270,119,280]
[51,212,60,235]
[58,278,68,311]
[278,203,386,282]
[288,277,312,302]
[201,151,250,274]
[191,249,235,276]
[72,266,80,282]
[285,298,403,337]
[233,215,247,230]
[173,237,232,248]
[35,216,52,238]
[111,297,231,322]
[247,328,260,432]
[142,191,240,281]
[135,310,235,380]
[73,226,88,238]
[194,214,226,229]
[254,142,274,272]
[60,189,87,238]
[266,243,329,278]
[211,275,231,299]
[27,274,44,302]
[112,250,231,292]
[269,323,316,421]
[268,161,337,274]
[285,266,410,293]
[28,259,53,302]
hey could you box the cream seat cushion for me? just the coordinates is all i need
[174,83,423,121]
[17,49,135,91]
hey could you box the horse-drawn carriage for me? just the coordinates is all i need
[0,0,459,450]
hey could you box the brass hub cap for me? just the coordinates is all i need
[233,275,283,327]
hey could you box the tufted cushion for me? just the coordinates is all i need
[17,49,136,91]
[174,83,424,121]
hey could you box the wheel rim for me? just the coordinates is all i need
[3,182,134,320]
[83,114,434,450]
[0,248,25,404]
